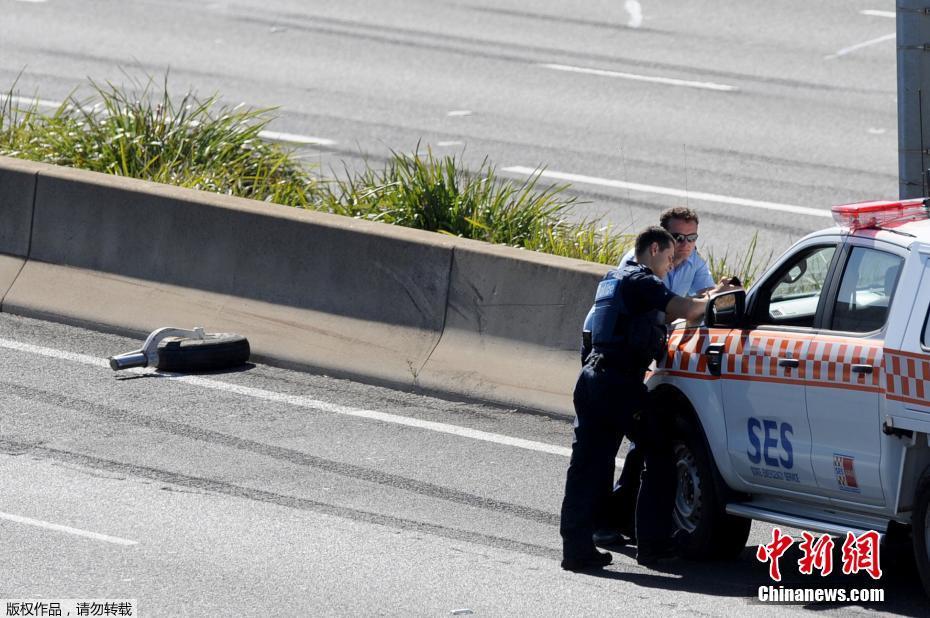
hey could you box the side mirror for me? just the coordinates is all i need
[782,261,807,285]
[705,289,746,327]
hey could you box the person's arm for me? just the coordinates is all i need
[666,279,743,322]
[666,295,707,323]
[693,285,714,298]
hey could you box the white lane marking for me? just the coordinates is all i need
[825,33,895,60]
[501,166,831,219]
[177,376,578,457]
[1,96,337,147]
[540,63,737,92]
[0,338,603,462]
[860,10,895,18]
[0,339,110,368]
[436,141,464,147]
[258,130,336,147]
[625,0,643,28]
[13,0,49,3]
[1,94,65,109]
[0,510,138,545]
[447,110,472,117]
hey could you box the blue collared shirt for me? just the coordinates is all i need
[618,249,715,297]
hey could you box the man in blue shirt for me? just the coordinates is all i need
[618,207,715,297]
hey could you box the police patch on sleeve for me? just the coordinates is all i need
[595,278,619,301]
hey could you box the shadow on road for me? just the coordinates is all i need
[114,362,257,381]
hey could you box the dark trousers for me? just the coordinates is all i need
[634,404,677,551]
[600,442,643,533]
[559,362,643,558]
[560,361,677,557]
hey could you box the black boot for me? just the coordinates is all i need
[636,530,685,566]
[592,528,631,549]
[561,549,613,572]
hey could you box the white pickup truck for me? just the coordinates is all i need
[650,198,930,594]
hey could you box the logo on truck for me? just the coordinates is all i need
[747,417,800,482]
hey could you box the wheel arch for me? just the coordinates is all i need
[651,384,746,504]
[897,444,930,516]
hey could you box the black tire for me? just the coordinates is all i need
[911,474,930,597]
[155,333,250,373]
[882,519,915,577]
[672,416,751,560]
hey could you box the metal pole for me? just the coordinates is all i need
[898,3,930,197]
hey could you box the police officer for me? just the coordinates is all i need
[560,226,738,571]
[595,208,735,548]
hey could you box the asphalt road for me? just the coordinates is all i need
[0,4,922,614]
[0,313,926,616]
[0,0,901,261]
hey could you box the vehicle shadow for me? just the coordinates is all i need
[588,544,925,615]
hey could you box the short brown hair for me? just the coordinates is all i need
[634,226,675,257]
[659,207,699,230]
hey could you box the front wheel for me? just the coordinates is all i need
[672,417,751,560]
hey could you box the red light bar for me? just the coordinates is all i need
[831,199,929,230]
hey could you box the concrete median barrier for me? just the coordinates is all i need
[0,254,25,310]
[3,160,455,387]
[0,156,607,415]
[0,157,41,307]
[417,241,607,413]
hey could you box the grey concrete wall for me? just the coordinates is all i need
[28,164,455,328]
[0,156,38,257]
[0,156,607,415]
[0,157,41,306]
[0,255,25,311]
[417,240,606,412]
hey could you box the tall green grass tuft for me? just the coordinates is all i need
[2,77,763,270]
[321,147,634,263]
[704,232,772,288]
[0,76,318,207]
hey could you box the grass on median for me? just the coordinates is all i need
[704,231,771,288]
[321,147,635,264]
[0,75,319,207]
[1,75,767,274]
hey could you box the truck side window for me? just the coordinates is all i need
[829,247,902,333]
[922,297,930,348]
[759,246,836,328]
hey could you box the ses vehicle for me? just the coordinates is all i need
[650,199,930,594]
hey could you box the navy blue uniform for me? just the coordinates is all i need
[560,261,677,561]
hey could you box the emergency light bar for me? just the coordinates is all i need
[831,198,930,230]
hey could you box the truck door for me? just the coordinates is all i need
[722,243,839,493]
[806,243,905,506]
[883,245,930,513]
